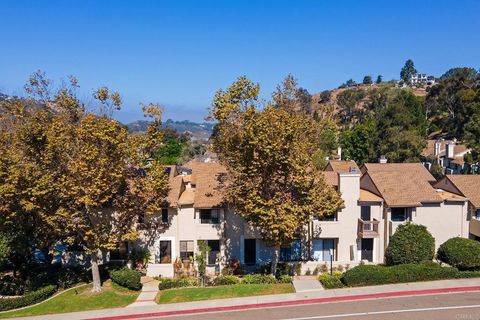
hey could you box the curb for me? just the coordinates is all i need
[86,285,480,320]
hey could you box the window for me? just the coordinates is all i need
[200,209,219,224]
[312,239,336,261]
[475,210,480,220]
[391,208,407,222]
[159,240,171,264]
[180,241,194,261]
[361,206,371,221]
[206,240,220,265]
[280,239,302,262]
[161,208,169,223]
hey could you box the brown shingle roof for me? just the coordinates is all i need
[165,174,184,207]
[322,171,338,187]
[361,163,442,207]
[362,163,436,183]
[325,160,359,173]
[442,175,480,209]
[359,189,383,202]
[186,162,227,208]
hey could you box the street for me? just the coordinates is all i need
[144,292,480,320]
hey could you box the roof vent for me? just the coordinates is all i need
[349,167,357,173]
[379,155,387,164]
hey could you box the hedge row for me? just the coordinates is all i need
[109,268,142,291]
[157,274,292,290]
[0,285,57,311]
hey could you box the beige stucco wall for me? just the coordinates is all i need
[413,201,468,250]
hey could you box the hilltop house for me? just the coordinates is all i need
[422,139,472,174]
[408,73,436,86]
[131,158,474,277]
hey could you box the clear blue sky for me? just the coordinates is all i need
[1,0,479,123]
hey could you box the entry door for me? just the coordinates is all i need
[361,238,373,262]
[244,239,256,265]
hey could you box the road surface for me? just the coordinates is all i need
[142,291,480,320]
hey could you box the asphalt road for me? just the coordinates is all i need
[145,291,480,320]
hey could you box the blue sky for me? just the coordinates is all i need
[0,0,479,123]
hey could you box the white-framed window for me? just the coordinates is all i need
[475,209,480,220]
[205,240,220,265]
[312,238,336,261]
[161,208,169,223]
[179,240,194,261]
[159,240,172,264]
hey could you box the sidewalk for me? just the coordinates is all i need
[126,277,159,308]
[12,278,480,320]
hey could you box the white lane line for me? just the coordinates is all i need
[278,304,480,320]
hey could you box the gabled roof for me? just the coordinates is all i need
[361,163,442,207]
[437,175,480,209]
[322,171,338,187]
[186,161,227,208]
[325,160,359,173]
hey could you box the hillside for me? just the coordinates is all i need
[126,119,214,140]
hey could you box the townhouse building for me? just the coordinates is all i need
[422,139,472,174]
[139,160,474,278]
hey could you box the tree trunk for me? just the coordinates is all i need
[90,253,102,292]
[271,244,281,276]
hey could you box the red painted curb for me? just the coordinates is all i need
[86,285,480,320]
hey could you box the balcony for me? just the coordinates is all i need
[470,219,480,237]
[358,218,380,238]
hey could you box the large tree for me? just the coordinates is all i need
[210,76,343,275]
[0,72,170,291]
[400,59,417,82]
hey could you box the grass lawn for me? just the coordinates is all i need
[0,281,139,319]
[156,283,294,304]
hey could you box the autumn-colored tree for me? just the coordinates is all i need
[0,72,170,292]
[210,76,343,274]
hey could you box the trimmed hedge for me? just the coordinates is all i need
[437,237,480,270]
[342,263,459,287]
[0,285,57,311]
[319,272,344,289]
[385,222,435,265]
[213,275,241,286]
[109,268,142,291]
[242,274,277,284]
[158,278,198,290]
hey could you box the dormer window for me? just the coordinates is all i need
[200,209,220,224]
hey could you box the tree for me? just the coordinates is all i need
[0,72,170,292]
[425,67,479,138]
[464,105,480,162]
[362,75,373,85]
[400,59,417,82]
[376,75,383,84]
[0,233,9,265]
[336,88,365,125]
[385,222,434,265]
[319,90,331,103]
[210,76,343,275]
[272,74,312,114]
[339,115,378,165]
[345,79,356,87]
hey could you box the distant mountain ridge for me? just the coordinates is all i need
[126,119,215,140]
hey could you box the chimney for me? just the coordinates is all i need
[379,155,387,164]
[434,141,441,156]
[446,143,455,159]
[337,147,342,160]
[338,171,361,205]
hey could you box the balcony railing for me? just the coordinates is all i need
[358,218,380,238]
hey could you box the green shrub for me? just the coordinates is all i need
[319,272,344,289]
[342,263,458,287]
[157,278,197,290]
[278,275,292,283]
[56,266,90,289]
[385,222,435,265]
[242,274,277,284]
[109,267,142,291]
[0,285,57,311]
[213,275,241,286]
[437,237,480,270]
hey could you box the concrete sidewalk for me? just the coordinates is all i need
[11,278,480,320]
[126,277,159,308]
